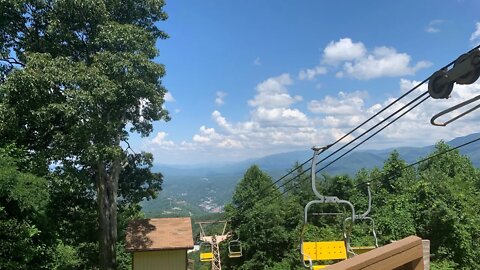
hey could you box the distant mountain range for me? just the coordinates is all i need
[141,133,480,217]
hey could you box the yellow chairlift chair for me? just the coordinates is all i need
[300,146,356,270]
[228,238,242,258]
[199,242,213,262]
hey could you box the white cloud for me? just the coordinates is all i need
[218,138,243,149]
[308,91,367,115]
[298,66,328,80]
[215,91,227,106]
[192,126,220,143]
[252,107,309,127]
[355,79,480,146]
[254,57,262,66]
[425,20,443,33]
[145,69,480,164]
[248,73,299,108]
[470,22,480,43]
[342,47,431,80]
[212,110,233,132]
[323,38,366,65]
[164,92,175,102]
[151,131,174,146]
[322,38,431,80]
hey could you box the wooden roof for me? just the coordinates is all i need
[125,217,194,252]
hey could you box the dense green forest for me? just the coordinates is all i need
[191,142,480,270]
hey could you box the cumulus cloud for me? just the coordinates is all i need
[350,79,480,146]
[251,107,309,127]
[192,126,219,143]
[212,110,233,132]
[342,47,432,80]
[322,38,431,80]
[425,20,443,33]
[298,66,328,80]
[470,22,480,43]
[160,73,317,157]
[146,72,479,164]
[215,91,227,106]
[323,38,367,65]
[151,131,174,146]
[308,91,367,115]
[248,74,299,108]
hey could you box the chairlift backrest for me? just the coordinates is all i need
[343,184,379,256]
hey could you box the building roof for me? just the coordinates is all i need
[125,217,194,252]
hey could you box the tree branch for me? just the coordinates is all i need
[0,57,25,67]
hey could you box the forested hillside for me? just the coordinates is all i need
[190,142,480,270]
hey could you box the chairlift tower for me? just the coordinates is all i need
[197,220,230,270]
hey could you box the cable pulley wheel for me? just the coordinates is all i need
[454,53,480,85]
[428,70,454,99]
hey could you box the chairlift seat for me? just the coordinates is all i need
[228,240,242,258]
[200,252,213,262]
[228,251,242,258]
[303,241,347,261]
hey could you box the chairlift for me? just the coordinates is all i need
[228,240,242,258]
[343,183,379,256]
[428,49,480,126]
[300,146,356,269]
[199,242,213,262]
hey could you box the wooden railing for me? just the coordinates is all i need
[325,236,425,270]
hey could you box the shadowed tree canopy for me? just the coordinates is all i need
[0,1,170,269]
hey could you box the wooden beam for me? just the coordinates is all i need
[325,236,424,270]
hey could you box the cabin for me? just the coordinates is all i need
[125,217,194,270]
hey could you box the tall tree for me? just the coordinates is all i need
[0,1,169,269]
[225,165,298,269]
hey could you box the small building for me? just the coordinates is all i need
[126,217,194,270]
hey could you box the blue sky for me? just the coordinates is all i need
[131,0,480,165]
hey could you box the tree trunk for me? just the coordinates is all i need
[97,158,121,270]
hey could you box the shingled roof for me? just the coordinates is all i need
[125,217,194,252]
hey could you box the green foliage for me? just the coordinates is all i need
[48,242,83,270]
[0,0,170,268]
[0,150,50,269]
[225,165,298,269]
[224,142,480,269]
[430,260,458,270]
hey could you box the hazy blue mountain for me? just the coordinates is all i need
[142,133,480,217]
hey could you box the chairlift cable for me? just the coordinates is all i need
[268,45,480,191]
[352,135,480,189]
[315,94,430,174]
[267,133,480,206]
[273,90,430,194]
[203,45,480,227]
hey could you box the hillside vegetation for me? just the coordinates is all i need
[192,141,480,270]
